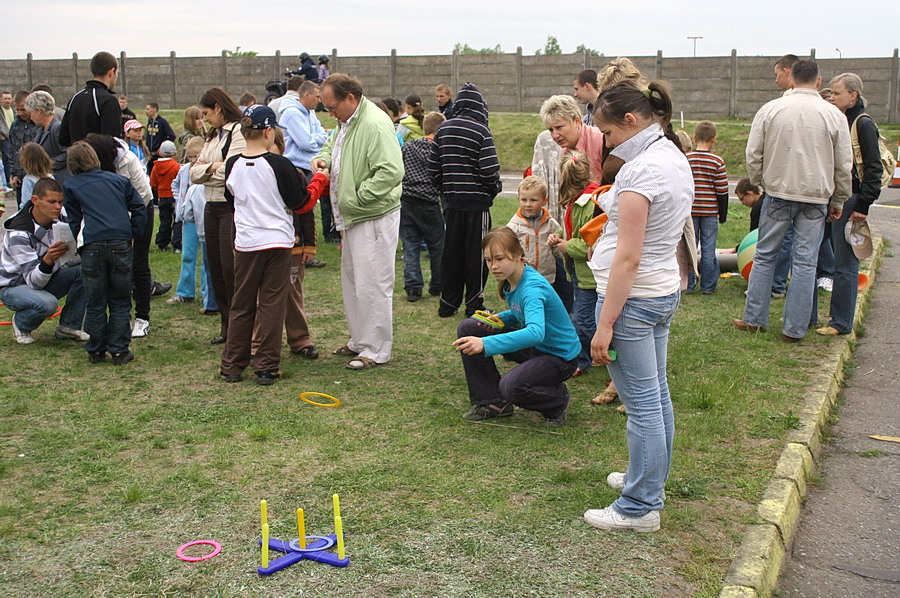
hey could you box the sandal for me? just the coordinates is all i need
[333,344,358,356]
[591,389,619,405]
[347,356,378,370]
[617,404,626,414]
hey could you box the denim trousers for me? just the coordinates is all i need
[816,222,835,279]
[399,199,444,293]
[688,216,719,293]
[80,240,134,355]
[175,222,207,302]
[572,283,598,371]
[456,318,576,416]
[743,197,826,338]
[760,194,793,294]
[597,291,679,517]
[824,195,860,334]
[199,240,218,311]
[0,265,86,333]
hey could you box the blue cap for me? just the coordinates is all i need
[242,104,282,130]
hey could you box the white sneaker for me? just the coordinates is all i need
[55,325,90,341]
[11,319,34,345]
[131,318,150,338]
[816,277,833,292]
[584,505,660,533]
[607,472,626,490]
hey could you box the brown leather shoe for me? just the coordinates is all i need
[732,318,766,333]
[781,334,800,343]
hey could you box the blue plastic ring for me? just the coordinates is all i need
[288,535,336,552]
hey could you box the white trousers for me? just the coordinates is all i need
[341,210,400,363]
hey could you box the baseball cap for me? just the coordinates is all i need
[160,140,177,157]
[242,104,282,130]
[844,220,873,260]
[123,119,143,132]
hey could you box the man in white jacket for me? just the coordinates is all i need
[734,59,852,342]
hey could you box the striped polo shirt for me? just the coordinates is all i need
[686,150,728,217]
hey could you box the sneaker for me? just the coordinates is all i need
[771,291,786,299]
[55,325,90,341]
[306,258,327,268]
[174,249,181,254]
[166,295,193,304]
[462,403,514,421]
[87,351,106,364]
[150,281,172,297]
[816,277,833,292]
[291,345,319,360]
[131,318,150,338]
[11,320,35,345]
[221,372,243,383]
[583,506,660,533]
[543,406,568,428]
[606,472,626,490]
[406,288,422,303]
[256,369,281,386]
[111,350,135,366]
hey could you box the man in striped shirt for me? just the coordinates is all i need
[685,121,729,294]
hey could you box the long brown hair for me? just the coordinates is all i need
[182,105,205,136]
[482,227,525,301]
[199,87,242,140]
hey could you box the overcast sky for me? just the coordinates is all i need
[5,1,898,60]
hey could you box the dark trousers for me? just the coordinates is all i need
[155,196,181,250]
[132,203,153,321]
[552,257,574,313]
[80,240,134,355]
[400,199,444,293]
[320,193,340,242]
[221,248,291,375]
[205,202,236,338]
[440,209,490,316]
[456,318,575,417]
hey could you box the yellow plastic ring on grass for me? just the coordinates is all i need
[299,392,342,408]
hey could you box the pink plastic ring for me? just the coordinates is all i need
[176,540,222,562]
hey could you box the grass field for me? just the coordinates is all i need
[0,189,856,596]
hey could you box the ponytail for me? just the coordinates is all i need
[595,79,673,130]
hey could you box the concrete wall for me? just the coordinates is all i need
[3,49,898,123]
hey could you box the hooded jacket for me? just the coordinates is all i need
[844,100,884,214]
[426,83,502,211]
[0,205,67,289]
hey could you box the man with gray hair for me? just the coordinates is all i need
[734,60,852,342]
[25,91,69,184]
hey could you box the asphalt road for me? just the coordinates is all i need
[777,185,900,597]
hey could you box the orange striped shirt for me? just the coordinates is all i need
[686,150,728,217]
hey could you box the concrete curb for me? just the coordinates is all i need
[718,236,885,598]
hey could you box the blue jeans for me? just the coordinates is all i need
[688,216,719,293]
[744,197,826,338]
[0,265,86,333]
[598,291,680,517]
[761,194,793,294]
[399,200,444,293]
[175,222,207,301]
[80,240,134,355]
[200,240,218,311]
[824,195,860,333]
[572,281,598,371]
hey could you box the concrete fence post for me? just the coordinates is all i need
[26,53,33,91]
[275,50,281,77]
[809,48,816,60]
[584,48,590,70]
[889,48,899,124]
[331,48,338,74]
[451,50,459,93]
[220,50,227,90]
[729,49,738,118]
[169,51,177,109]
[390,49,397,98]
[71,52,79,96]
[516,47,523,112]
[119,51,127,96]
[655,50,663,80]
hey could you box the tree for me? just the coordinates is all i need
[576,44,600,57]
[226,46,257,57]
[534,35,561,56]
[453,43,503,55]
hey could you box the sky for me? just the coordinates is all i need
[4,1,898,60]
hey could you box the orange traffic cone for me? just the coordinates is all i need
[890,133,900,188]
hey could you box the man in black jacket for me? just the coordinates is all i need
[59,52,122,146]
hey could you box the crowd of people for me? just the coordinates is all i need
[0,49,886,534]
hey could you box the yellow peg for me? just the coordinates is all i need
[260,499,268,527]
[334,515,345,559]
[297,508,306,549]
[332,493,341,519]
[261,523,270,568]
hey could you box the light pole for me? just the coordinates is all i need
[687,36,703,58]
[836,48,842,59]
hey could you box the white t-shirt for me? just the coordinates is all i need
[589,123,693,297]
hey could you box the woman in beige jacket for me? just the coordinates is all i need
[190,87,246,344]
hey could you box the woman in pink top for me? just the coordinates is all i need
[539,95,604,182]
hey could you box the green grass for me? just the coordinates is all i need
[0,197,849,597]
